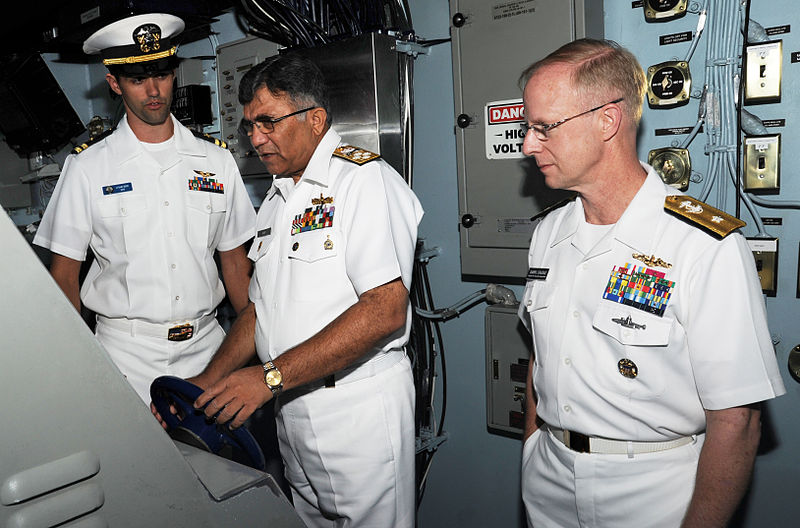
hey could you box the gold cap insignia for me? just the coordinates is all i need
[133,24,161,53]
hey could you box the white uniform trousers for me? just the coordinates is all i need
[95,317,225,403]
[275,356,415,528]
[522,427,705,528]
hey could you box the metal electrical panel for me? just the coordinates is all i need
[485,304,531,438]
[216,34,404,179]
[450,0,604,279]
[216,36,280,178]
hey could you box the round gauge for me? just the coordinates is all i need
[648,148,690,190]
[652,151,686,186]
[650,66,685,100]
[647,0,682,12]
[788,345,800,382]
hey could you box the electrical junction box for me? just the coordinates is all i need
[748,237,778,297]
[485,304,531,438]
[745,41,782,105]
[450,0,604,279]
[744,134,780,193]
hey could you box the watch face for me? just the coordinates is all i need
[265,369,282,387]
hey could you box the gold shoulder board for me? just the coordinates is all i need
[191,130,228,149]
[333,145,380,165]
[530,194,577,221]
[71,128,114,155]
[664,195,745,238]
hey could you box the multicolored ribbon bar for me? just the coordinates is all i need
[188,175,224,194]
[602,262,675,317]
[292,204,335,235]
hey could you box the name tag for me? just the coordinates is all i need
[526,267,549,281]
[257,227,272,237]
[102,182,133,195]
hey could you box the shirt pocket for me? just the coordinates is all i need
[249,228,275,302]
[287,229,341,301]
[592,302,673,399]
[522,281,557,377]
[95,194,148,253]
[185,191,227,248]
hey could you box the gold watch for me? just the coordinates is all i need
[262,361,284,395]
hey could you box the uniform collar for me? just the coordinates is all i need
[612,163,668,253]
[106,114,203,164]
[267,128,342,202]
[552,163,665,254]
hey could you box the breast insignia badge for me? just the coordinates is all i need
[611,315,646,330]
[632,253,672,269]
[324,235,333,250]
[312,194,334,205]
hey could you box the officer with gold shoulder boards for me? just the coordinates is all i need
[34,14,256,404]
[517,39,785,527]
[159,54,423,527]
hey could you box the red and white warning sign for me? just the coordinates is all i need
[485,99,526,160]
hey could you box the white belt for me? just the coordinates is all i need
[306,349,407,389]
[548,425,696,455]
[97,313,217,341]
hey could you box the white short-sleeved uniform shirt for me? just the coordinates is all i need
[520,164,785,441]
[34,115,256,323]
[248,128,423,362]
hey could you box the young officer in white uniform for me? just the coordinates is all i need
[517,39,785,527]
[168,54,423,527]
[34,14,256,403]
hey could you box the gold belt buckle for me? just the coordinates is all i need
[167,323,194,341]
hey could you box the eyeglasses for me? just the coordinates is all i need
[238,106,316,136]
[521,98,624,141]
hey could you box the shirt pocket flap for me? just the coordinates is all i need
[522,281,556,313]
[185,191,227,214]
[288,230,338,263]
[249,228,274,261]
[96,194,147,218]
[592,302,673,346]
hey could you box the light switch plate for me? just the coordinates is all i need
[748,237,778,297]
[745,41,782,104]
[743,134,780,193]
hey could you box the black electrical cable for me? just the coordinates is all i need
[421,261,446,436]
[418,37,451,47]
[242,0,297,46]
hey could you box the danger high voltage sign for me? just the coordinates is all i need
[486,99,526,160]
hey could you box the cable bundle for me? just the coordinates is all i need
[238,0,412,48]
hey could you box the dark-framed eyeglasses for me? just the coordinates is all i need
[238,106,317,136]
[521,98,624,141]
